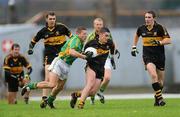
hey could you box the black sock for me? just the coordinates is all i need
[42,96,47,100]
[152,82,163,100]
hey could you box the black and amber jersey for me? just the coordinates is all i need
[136,22,170,56]
[3,54,31,74]
[30,23,72,56]
[84,39,115,68]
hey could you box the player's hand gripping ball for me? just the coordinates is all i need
[84,47,98,58]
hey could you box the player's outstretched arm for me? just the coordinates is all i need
[69,49,86,59]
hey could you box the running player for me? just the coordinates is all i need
[131,11,171,106]
[70,27,115,109]
[27,11,72,105]
[86,18,120,104]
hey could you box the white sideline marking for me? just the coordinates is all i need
[30,94,180,101]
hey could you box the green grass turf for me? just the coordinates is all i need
[0,99,180,117]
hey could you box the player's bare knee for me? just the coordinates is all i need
[89,90,96,96]
[48,83,56,88]
[57,85,64,91]
[45,78,49,82]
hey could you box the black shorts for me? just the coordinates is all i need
[143,55,165,71]
[44,54,57,65]
[6,77,19,92]
[85,64,104,80]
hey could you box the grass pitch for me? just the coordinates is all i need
[0,98,180,117]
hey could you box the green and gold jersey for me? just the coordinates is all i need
[86,31,113,43]
[58,35,83,65]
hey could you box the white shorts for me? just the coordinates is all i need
[48,57,70,80]
[104,57,112,69]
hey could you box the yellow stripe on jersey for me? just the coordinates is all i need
[59,39,74,57]
[10,66,23,74]
[96,48,109,55]
[59,49,70,57]
[143,37,163,46]
[44,35,66,45]
[26,64,32,69]
[32,38,36,43]
[3,66,11,70]
[69,33,73,38]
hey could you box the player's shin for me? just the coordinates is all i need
[27,82,38,89]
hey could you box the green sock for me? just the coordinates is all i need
[27,83,37,89]
[48,95,56,104]
[91,95,95,100]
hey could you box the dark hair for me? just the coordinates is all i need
[46,11,56,18]
[100,27,110,33]
[11,43,20,50]
[146,11,156,18]
[76,26,86,34]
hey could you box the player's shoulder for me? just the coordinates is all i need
[56,22,69,28]
[18,54,27,59]
[38,26,47,33]
[70,35,78,41]
[87,38,97,46]
[87,31,96,42]
[88,31,95,36]
[87,31,95,38]
[4,53,13,60]
[138,24,146,29]
[155,22,164,29]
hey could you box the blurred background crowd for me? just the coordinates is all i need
[1,0,180,27]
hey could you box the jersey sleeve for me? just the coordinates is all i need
[29,28,45,49]
[136,26,141,37]
[69,38,79,49]
[22,56,31,69]
[3,56,11,71]
[3,57,11,81]
[109,33,113,40]
[108,39,115,55]
[159,25,170,38]
[21,55,33,75]
[33,28,44,43]
[61,24,72,38]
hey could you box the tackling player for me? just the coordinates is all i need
[21,26,88,108]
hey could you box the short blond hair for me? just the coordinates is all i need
[93,18,103,24]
